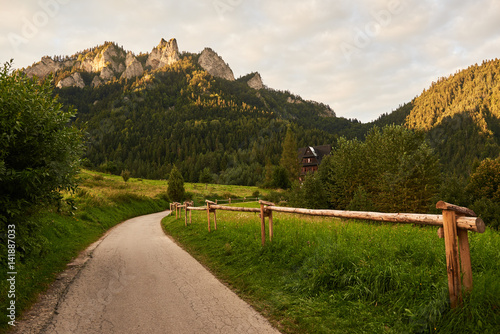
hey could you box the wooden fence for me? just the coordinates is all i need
[170,200,486,309]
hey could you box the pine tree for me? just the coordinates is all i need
[199,167,212,189]
[264,158,273,187]
[280,126,300,184]
[167,165,185,202]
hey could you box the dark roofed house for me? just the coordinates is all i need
[298,145,331,180]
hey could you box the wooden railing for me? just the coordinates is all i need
[170,200,486,309]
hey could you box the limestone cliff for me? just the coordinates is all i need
[121,52,144,80]
[198,48,235,81]
[23,39,259,92]
[79,43,126,74]
[25,56,65,79]
[146,38,180,70]
[247,72,264,90]
[56,72,85,89]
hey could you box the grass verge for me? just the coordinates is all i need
[162,203,500,333]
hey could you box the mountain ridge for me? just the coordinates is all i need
[23,38,270,92]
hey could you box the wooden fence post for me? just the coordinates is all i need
[207,201,211,232]
[206,200,216,232]
[214,209,217,230]
[441,209,462,308]
[259,201,266,246]
[184,202,188,227]
[258,200,276,246]
[458,227,473,293]
[436,201,477,308]
[269,209,273,242]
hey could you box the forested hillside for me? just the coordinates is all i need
[46,38,500,185]
[56,52,365,184]
[371,59,500,177]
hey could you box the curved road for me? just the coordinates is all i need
[42,211,280,334]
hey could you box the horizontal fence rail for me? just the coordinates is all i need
[265,206,485,233]
[170,199,487,309]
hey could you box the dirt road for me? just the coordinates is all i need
[23,211,280,333]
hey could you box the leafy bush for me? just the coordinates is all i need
[465,157,500,230]
[471,198,500,230]
[121,169,131,182]
[288,173,329,209]
[271,165,291,189]
[0,61,84,260]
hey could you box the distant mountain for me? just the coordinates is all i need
[23,38,364,183]
[374,59,500,176]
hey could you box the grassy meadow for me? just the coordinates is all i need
[162,202,500,334]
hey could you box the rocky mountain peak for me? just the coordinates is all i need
[25,56,64,79]
[146,38,180,70]
[22,39,250,90]
[121,51,144,80]
[79,42,126,74]
[198,48,235,81]
[247,72,264,90]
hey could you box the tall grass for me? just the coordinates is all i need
[162,206,500,333]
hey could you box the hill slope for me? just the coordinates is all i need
[374,59,500,176]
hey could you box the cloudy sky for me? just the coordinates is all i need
[1,0,500,122]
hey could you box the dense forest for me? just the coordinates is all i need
[56,53,366,184]
[374,59,500,177]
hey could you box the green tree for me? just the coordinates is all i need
[289,172,329,209]
[121,169,131,182]
[263,158,273,188]
[167,165,185,202]
[466,157,500,202]
[280,125,300,184]
[199,167,212,189]
[272,165,290,189]
[466,157,500,230]
[322,125,441,213]
[0,60,84,256]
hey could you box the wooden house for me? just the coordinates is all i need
[298,145,331,179]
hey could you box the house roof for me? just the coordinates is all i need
[298,145,332,163]
[298,145,332,160]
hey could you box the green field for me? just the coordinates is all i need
[162,202,500,334]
